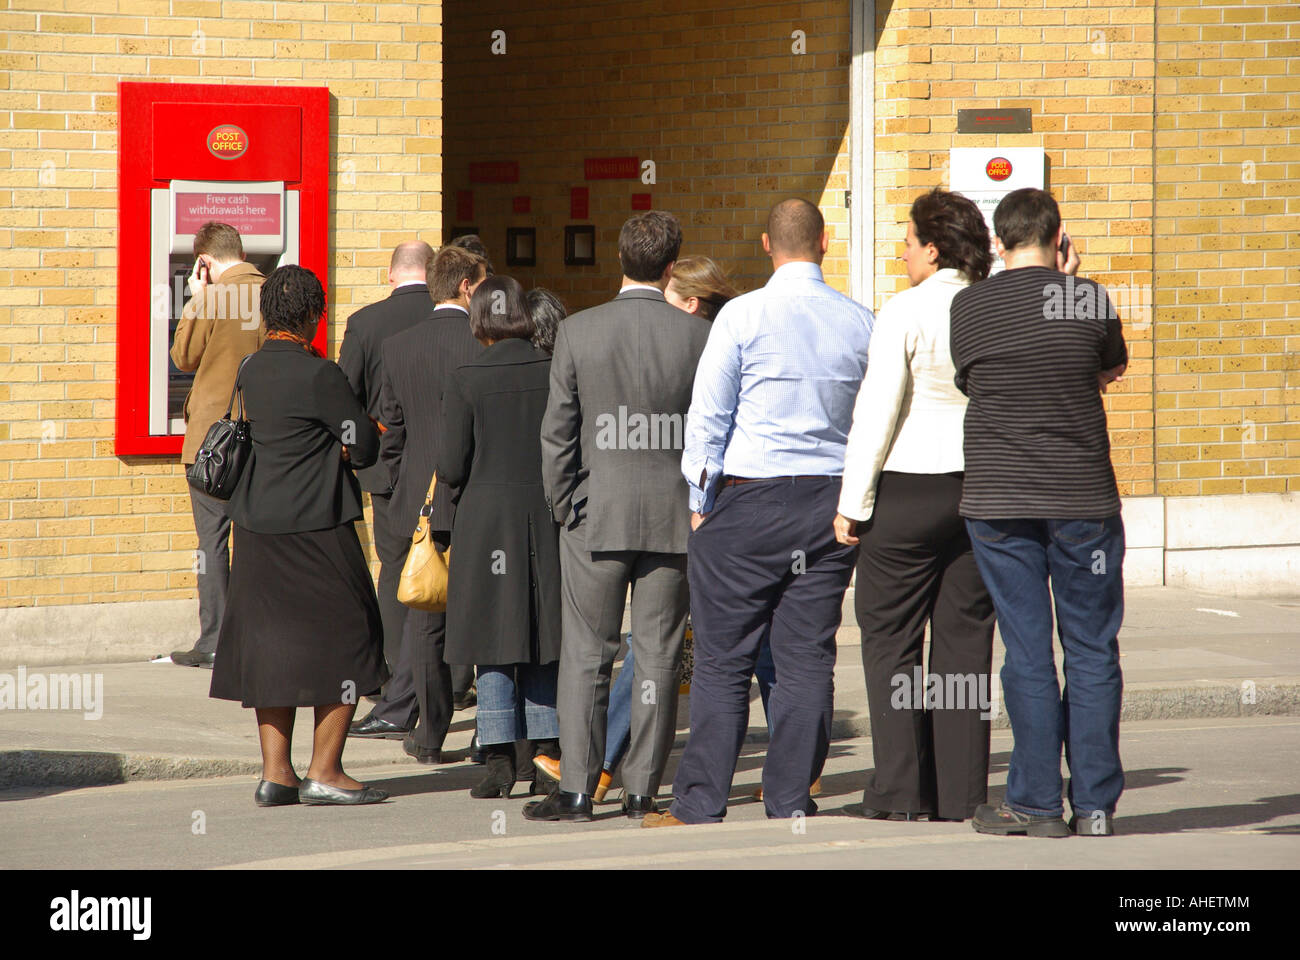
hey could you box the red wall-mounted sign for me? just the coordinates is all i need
[585,157,639,180]
[631,193,652,210]
[175,190,282,236]
[570,186,589,220]
[116,81,329,457]
[469,161,519,183]
[456,190,474,221]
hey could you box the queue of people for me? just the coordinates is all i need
[183,188,1128,838]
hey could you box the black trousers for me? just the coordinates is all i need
[854,472,995,820]
[370,491,410,670]
[404,530,455,751]
[368,510,474,731]
[670,477,856,823]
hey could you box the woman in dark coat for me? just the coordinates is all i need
[210,264,390,807]
[439,275,562,799]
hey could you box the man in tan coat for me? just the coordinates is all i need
[169,221,266,668]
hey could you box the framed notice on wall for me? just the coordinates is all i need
[564,225,595,266]
[949,147,1046,272]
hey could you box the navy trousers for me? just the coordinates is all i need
[670,477,856,823]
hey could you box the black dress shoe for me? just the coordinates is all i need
[297,778,389,805]
[622,793,657,819]
[348,714,412,739]
[522,789,593,822]
[254,780,300,807]
[403,736,442,765]
[453,688,477,711]
[170,648,215,668]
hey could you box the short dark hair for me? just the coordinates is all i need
[261,264,325,337]
[993,188,1061,252]
[449,233,494,275]
[766,199,824,259]
[618,211,682,283]
[428,246,486,302]
[193,221,243,261]
[469,275,534,343]
[910,189,993,283]
[526,287,567,355]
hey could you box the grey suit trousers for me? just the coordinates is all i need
[557,520,689,797]
[190,485,231,654]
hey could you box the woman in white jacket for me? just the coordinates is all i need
[833,189,998,822]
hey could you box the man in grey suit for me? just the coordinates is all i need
[525,211,711,822]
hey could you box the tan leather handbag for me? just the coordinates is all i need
[396,473,450,612]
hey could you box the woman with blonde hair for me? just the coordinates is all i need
[664,255,739,321]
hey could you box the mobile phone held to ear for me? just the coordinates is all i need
[1059,232,1071,256]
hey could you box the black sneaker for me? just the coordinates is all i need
[1069,811,1116,836]
[971,801,1070,838]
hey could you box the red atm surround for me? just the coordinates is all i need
[116,82,329,457]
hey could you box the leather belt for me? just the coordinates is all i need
[721,475,827,487]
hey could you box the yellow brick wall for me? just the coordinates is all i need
[874,0,1158,497]
[442,0,853,311]
[1,0,1295,613]
[1152,0,1300,496]
[0,0,443,609]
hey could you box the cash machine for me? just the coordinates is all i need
[115,82,329,456]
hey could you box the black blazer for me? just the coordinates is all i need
[379,306,483,537]
[337,283,435,494]
[226,340,379,535]
[439,338,561,667]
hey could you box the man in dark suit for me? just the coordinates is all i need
[525,211,711,822]
[371,245,487,763]
[338,240,434,672]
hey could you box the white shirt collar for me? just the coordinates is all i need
[435,302,469,314]
[619,283,663,295]
[394,281,426,290]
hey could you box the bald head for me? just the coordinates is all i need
[764,198,825,263]
[389,241,434,285]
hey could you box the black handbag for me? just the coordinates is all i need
[186,355,253,500]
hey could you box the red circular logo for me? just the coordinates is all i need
[207,124,248,160]
[985,156,1012,182]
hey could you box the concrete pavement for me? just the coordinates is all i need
[1,718,1297,869]
[1,586,1297,788]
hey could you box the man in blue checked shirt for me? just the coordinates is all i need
[642,198,874,827]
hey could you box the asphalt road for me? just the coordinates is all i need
[2,717,1297,870]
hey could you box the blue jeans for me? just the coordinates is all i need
[966,517,1125,818]
[475,662,559,746]
[603,636,777,772]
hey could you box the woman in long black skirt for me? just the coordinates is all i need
[210,264,390,806]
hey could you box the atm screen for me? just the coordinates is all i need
[167,264,197,425]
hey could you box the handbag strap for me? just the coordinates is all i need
[418,472,439,518]
[222,353,255,421]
